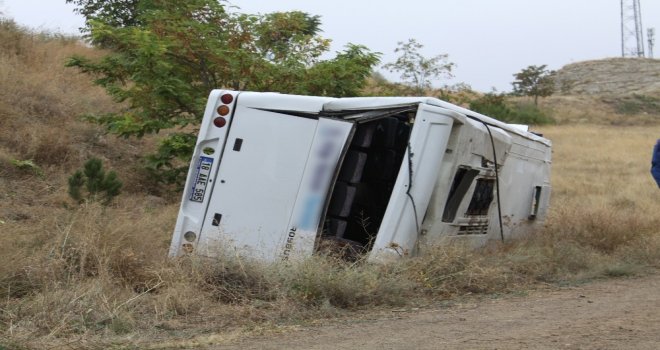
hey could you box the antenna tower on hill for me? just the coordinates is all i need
[648,28,655,59]
[620,0,645,57]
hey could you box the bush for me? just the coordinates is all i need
[510,101,555,125]
[469,93,512,120]
[469,92,554,125]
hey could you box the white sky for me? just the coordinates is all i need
[2,0,659,92]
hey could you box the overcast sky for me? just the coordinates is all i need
[2,0,659,92]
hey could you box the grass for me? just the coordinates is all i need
[1,125,658,349]
[538,94,660,125]
[605,94,660,115]
[1,18,659,349]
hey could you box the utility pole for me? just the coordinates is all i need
[648,28,655,59]
[621,0,645,57]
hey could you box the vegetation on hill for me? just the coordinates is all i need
[0,11,659,350]
[469,92,554,125]
[511,64,555,106]
[550,58,660,125]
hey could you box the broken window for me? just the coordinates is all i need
[322,115,412,249]
[442,168,479,222]
[529,186,542,220]
[466,178,495,216]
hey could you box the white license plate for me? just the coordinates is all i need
[189,156,214,202]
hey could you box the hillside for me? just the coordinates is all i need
[553,57,660,96]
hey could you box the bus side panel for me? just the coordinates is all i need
[492,136,552,238]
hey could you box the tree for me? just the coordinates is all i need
[68,158,123,204]
[383,38,454,95]
[511,65,555,106]
[66,0,380,184]
[66,0,143,31]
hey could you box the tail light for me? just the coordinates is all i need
[213,117,227,128]
[221,93,234,104]
[217,105,230,116]
[213,93,234,128]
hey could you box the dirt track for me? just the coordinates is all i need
[219,274,660,350]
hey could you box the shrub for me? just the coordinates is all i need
[469,92,512,120]
[510,101,555,125]
[10,159,43,177]
[469,92,554,125]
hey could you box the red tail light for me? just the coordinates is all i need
[213,117,227,128]
[221,93,234,104]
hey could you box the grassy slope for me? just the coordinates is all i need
[0,20,659,349]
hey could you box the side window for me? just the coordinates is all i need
[442,168,479,222]
[529,186,542,219]
[466,178,495,216]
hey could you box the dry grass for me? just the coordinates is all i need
[538,95,660,125]
[0,19,158,196]
[1,19,659,349]
[2,125,658,349]
[0,202,415,348]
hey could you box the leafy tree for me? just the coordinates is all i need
[254,11,324,64]
[66,0,380,184]
[383,38,454,95]
[68,158,123,204]
[66,0,142,31]
[302,44,380,97]
[511,65,555,106]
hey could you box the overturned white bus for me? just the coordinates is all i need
[169,91,551,262]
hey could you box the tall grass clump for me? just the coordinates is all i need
[0,202,416,348]
[406,205,659,298]
[280,257,413,308]
[406,242,517,296]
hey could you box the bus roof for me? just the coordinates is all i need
[323,97,551,147]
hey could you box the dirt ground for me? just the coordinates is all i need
[215,274,660,350]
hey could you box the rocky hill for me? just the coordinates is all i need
[553,58,660,96]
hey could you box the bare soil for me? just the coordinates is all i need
[217,274,660,350]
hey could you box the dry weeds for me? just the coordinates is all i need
[1,122,657,349]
